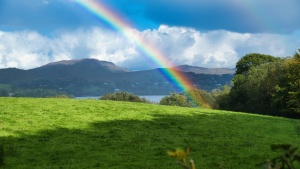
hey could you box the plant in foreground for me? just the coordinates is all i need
[0,143,4,168]
[258,144,300,169]
[296,126,300,138]
[167,147,196,169]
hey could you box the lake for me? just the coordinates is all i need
[76,95,167,103]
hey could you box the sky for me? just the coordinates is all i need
[0,0,300,70]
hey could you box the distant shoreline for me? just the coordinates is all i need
[76,95,167,103]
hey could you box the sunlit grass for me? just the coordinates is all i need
[0,97,299,168]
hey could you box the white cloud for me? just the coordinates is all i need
[0,26,299,70]
[136,26,299,68]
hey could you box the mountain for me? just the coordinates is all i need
[0,59,234,96]
[173,65,235,75]
[34,58,129,79]
[42,58,129,73]
[0,59,129,82]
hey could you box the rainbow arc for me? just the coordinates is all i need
[74,0,200,104]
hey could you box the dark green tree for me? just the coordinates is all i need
[227,53,282,114]
[235,53,278,75]
[13,89,66,98]
[212,85,232,110]
[159,93,191,107]
[272,51,300,118]
[100,92,148,103]
[184,89,217,109]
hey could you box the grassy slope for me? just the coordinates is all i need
[0,98,299,169]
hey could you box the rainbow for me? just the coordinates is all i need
[74,0,201,104]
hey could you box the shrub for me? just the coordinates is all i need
[47,95,73,99]
[211,85,232,110]
[100,92,149,103]
[159,93,191,107]
[184,89,217,109]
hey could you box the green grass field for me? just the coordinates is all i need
[0,97,299,168]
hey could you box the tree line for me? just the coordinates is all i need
[0,85,72,98]
[157,50,300,119]
[214,50,300,118]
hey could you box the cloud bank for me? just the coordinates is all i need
[0,26,299,70]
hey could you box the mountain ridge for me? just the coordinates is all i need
[0,58,234,96]
[172,64,235,75]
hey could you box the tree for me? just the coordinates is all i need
[159,93,191,107]
[212,85,231,110]
[235,53,279,75]
[272,52,300,118]
[241,62,283,114]
[227,53,283,114]
[13,89,66,98]
[100,92,148,103]
[184,89,217,109]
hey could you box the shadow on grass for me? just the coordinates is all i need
[0,113,299,169]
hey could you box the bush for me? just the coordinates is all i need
[47,94,74,99]
[212,85,232,110]
[100,92,149,103]
[159,93,191,107]
[184,89,217,109]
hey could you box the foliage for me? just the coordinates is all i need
[229,53,281,112]
[47,94,74,98]
[168,147,196,169]
[100,92,149,103]
[212,85,232,109]
[159,93,191,107]
[13,88,67,98]
[272,51,300,118]
[217,51,300,118]
[235,53,279,75]
[184,89,217,109]
[258,144,300,169]
[231,61,283,114]
[228,53,280,113]
[160,90,217,108]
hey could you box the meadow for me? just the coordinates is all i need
[0,97,299,168]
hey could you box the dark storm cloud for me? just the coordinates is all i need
[0,0,107,32]
[1,0,300,34]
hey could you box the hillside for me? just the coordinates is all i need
[173,65,236,75]
[0,98,299,168]
[0,58,129,82]
[0,59,234,96]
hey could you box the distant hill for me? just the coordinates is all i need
[173,65,235,75]
[34,58,130,79]
[0,59,129,82]
[0,58,234,96]
[42,58,129,73]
